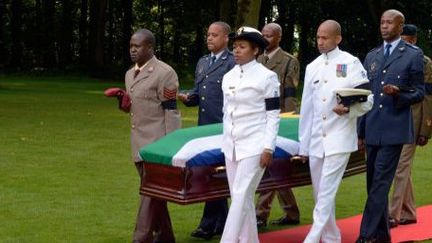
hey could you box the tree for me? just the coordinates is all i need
[79,0,89,66]
[59,0,75,67]
[88,0,108,71]
[236,0,262,28]
[0,0,8,69]
[9,0,23,68]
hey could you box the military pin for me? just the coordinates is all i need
[371,62,377,72]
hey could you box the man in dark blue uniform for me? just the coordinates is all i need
[356,9,424,243]
[179,21,235,240]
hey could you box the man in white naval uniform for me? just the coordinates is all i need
[220,27,280,243]
[299,20,373,243]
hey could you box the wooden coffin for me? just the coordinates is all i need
[138,117,366,205]
[140,151,365,205]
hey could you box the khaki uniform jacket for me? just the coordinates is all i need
[258,48,300,112]
[125,56,181,162]
[412,55,432,139]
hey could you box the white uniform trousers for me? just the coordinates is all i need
[303,153,350,243]
[220,152,265,243]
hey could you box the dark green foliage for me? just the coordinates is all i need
[0,0,431,80]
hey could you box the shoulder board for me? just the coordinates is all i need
[405,42,419,50]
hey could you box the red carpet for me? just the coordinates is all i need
[259,205,432,243]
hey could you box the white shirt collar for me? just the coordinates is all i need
[264,47,280,60]
[211,50,224,61]
[383,37,401,56]
[322,46,340,61]
[238,59,257,73]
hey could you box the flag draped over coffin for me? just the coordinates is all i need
[139,117,300,168]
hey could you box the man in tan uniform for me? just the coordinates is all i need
[389,24,432,228]
[255,23,301,228]
[126,28,181,243]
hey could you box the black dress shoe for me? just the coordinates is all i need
[257,219,267,228]
[190,228,214,240]
[388,218,398,228]
[355,236,376,243]
[399,218,417,225]
[270,216,300,225]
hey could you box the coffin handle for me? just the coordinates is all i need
[214,166,226,173]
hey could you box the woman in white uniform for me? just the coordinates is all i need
[220,26,281,243]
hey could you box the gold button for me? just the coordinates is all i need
[380,93,383,96]
[398,75,400,79]
[203,85,206,89]
[201,108,205,112]
[379,104,383,108]
[381,81,385,85]
[205,75,208,78]
[383,70,386,73]
[201,97,205,100]
[217,80,220,83]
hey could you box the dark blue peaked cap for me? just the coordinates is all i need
[402,24,417,36]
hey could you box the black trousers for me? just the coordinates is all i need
[198,199,228,233]
[359,144,403,240]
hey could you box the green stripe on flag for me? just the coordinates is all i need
[139,117,299,166]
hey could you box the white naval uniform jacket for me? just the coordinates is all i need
[221,60,281,161]
[299,47,373,158]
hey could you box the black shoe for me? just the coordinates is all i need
[257,219,267,229]
[190,227,214,240]
[389,218,398,228]
[355,237,375,243]
[399,218,417,225]
[270,216,300,225]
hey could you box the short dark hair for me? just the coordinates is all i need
[211,21,231,35]
[134,28,155,47]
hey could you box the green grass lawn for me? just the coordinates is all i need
[0,75,431,243]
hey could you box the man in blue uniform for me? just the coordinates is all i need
[357,9,424,243]
[178,21,235,240]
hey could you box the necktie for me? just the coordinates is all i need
[384,44,392,60]
[134,69,140,78]
[263,55,269,64]
[209,56,216,67]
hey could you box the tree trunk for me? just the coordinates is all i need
[172,0,184,64]
[106,0,114,65]
[122,0,133,67]
[0,0,8,69]
[235,0,262,28]
[89,0,108,70]
[10,0,23,68]
[59,0,74,67]
[258,0,271,29]
[79,0,88,66]
[157,0,165,60]
[42,0,57,67]
[276,0,295,52]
